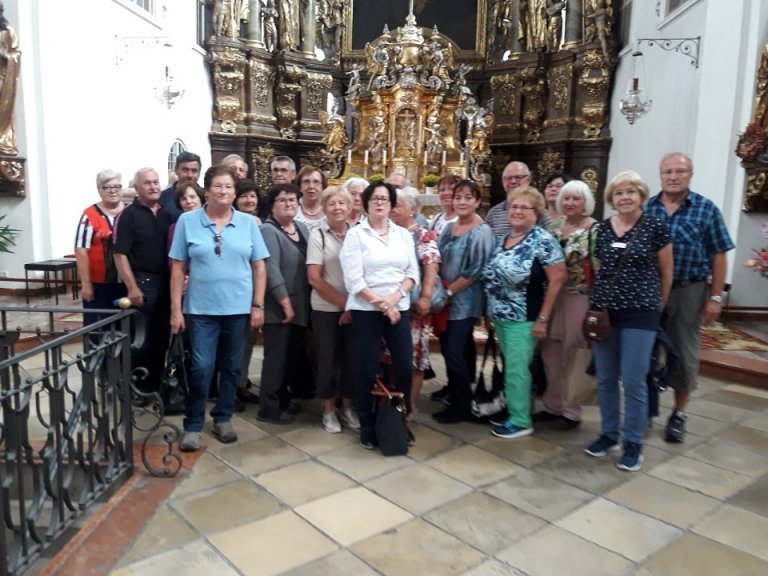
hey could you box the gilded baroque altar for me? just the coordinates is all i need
[205,0,618,211]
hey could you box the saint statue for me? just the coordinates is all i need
[545,0,565,52]
[262,0,278,52]
[520,0,547,52]
[278,0,298,51]
[0,3,19,156]
[754,44,768,131]
[213,0,249,38]
[320,101,348,154]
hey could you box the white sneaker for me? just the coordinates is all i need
[339,408,361,430]
[323,411,342,433]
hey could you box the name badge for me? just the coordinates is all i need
[611,242,627,249]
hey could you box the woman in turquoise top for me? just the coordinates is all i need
[482,186,565,439]
[434,180,495,423]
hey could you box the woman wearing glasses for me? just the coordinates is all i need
[74,169,127,326]
[340,181,419,450]
[482,186,565,439]
[170,165,269,451]
[257,183,312,425]
[434,180,495,424]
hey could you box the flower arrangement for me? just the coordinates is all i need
[422,174,440,187]
[735,122,767,163]
[743,222,768,278]
[368,172,385,184]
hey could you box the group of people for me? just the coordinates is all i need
[74,150,734,472]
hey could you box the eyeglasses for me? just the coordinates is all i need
[508,204,535,212]
[214,233,222,255]
[369,196,391,204]
[101,185,122,191]
[502,174,529,182]
[275,197,298,205]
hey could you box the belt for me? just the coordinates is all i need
[671,278,706,288]
[135,272,167,280]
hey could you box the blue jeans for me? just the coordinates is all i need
[592,327,655,445]
[184,314,249,432]
[438,317,478,415]
[351,310,412,445]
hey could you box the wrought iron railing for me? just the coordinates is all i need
[0,306,182,575]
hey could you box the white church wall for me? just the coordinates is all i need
[0,0,213,283]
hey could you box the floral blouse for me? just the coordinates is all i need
[413,225,441,268]
[482,226,564,322]
[547,217,597,292]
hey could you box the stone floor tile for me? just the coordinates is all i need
[208,510,338,576]
[648,455,755,499]
[713,425,768,455]
[700,389,768,411]
[556,497,682,562]
[294,486,412,546]
[281,550,378,576]
[691,504,768,562]
[460,560,521,576]
[740,412,768,433]
[317,444,412,482]
[473,435,564,468]
[171,479,283,535]
[425,444,524,487]
[641,533,768,576]
[683,398,755,423]
[535,447,627,495]
[424,420,499,443]
[111,539,238,576]
[722,383,768,400]
[727,472,768,517]
[497,525,635,576]
[404,424,462,461]
[254,460,356,507]
[484,468,595,521]
[171,452,242,499]
[351,518,484,576]
[684,438,768,477]
[424,492,546,554]
[365,463,472,515]
[277,424,358,456]
[213,435,309,476]
[200,414,272,449]
[604,475,720,528]
[118,504,199,565]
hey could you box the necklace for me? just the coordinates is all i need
[301,203,322,217]
[509,227,533,239]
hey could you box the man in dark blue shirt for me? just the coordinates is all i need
[158,151,202,222]
[645,152,734,443]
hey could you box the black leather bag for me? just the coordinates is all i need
[160,332,189,415]
[471,330,506,418]
[372,379,409,456]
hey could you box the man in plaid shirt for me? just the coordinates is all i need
[645,152,734,443]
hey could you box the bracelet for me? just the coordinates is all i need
[252,303,265,310]
[536,315,549,323]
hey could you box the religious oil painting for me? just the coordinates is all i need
[349,0,481,53]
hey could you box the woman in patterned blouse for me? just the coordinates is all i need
[538,180,597,430]
[583,171,672,472]
[481,186,566,439]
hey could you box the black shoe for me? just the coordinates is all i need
[237,389,260,404]
[284,401,303,415]
[257,411,294,425]
[429,385,450,401]
[551,417,581,431]
[432,407,468,424]
[665,410,686,443]
[532,411,561,423]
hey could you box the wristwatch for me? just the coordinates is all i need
[446,288,454,298]
[709,295,723,303]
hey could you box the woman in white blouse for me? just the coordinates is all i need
[340,181,420,450]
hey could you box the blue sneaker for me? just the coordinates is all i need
[584,435,620,457]
[616,442,644,472]
[491,421,533,439]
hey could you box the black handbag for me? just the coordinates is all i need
[160,332,189,415]
[471,330,506,418]
[372,379,409,456]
